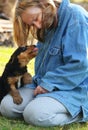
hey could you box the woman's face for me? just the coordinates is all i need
[21,6,42,29]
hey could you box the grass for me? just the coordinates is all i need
[0,46,88,130]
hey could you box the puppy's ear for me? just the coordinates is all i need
[17,52,27,59]
[17,52,28,67]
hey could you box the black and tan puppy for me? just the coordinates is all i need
[0,45,38,104]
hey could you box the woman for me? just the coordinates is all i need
[0,0,88,127]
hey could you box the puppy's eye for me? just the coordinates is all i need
[19,46,27,52]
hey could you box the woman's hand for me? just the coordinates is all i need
[34,86,48,96]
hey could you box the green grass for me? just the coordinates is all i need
[0,46,88,130]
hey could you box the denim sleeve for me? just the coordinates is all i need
[39,22,88,91]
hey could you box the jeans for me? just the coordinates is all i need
[0,87,82,127]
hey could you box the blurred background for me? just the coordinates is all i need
[0,0,88,47]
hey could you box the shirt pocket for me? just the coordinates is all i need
[49,47,62,55]
[47,47,63,68]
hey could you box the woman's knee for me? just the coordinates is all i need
[0,95,22,119]
[23,97,68,127]
[0,88,34,119]
[23,98,50,126]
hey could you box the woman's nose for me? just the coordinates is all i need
[33,21,42,29]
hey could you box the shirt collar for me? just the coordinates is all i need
[57,0,70,27]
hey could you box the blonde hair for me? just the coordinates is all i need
[13,0,62,46]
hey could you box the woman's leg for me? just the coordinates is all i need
[23,97,81,127]
[0,87,34,119]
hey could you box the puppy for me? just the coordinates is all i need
[0,45,38,104]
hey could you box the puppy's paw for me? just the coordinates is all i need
[13,96,23,105]
[10,89,23,105]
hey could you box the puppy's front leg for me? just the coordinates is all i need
[22,72,32,85]
[8,77,23,104]
[10,84,23,104]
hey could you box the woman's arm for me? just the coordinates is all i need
[38,22,88,92]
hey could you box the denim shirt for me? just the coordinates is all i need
[27,0,88,121]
